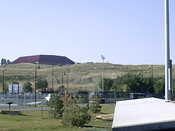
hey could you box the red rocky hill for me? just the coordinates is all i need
[13,55,75,65]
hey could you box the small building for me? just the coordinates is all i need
[8,82,23,94]
[112,98,175,131]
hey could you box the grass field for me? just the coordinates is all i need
[0,104,114,131]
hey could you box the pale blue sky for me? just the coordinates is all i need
[0,0,175,64]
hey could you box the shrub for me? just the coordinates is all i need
[36,78,48,91]
[23,81,32,93]
[48,94,64,119]
[89,95,101,113]
[62,103,91,127]
[76,96,89,104]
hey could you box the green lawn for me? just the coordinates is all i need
[101,104,116,114]
[0,104,115,131]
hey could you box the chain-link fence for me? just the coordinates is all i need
[0,93,49,111]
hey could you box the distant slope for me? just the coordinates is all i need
[0,63,174,91]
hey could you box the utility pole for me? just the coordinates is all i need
[151,65,154,88]
[1,64,7,95]
[61,72,64,87]
[101,55,105,92]
[66,72,69,89]
[34,62,39,107]
[51,65,54,92]
[164,0,173,101]
[2,69,5,95]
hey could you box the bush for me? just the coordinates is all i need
[62,104,91,127]
[23,81,32,93]
[76,96,89,104]
[89,95,101,113]
[36,78,48,91]
[154,78,165,97]
[48,94,64,119]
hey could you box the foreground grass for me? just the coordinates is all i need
[0,104,114,131]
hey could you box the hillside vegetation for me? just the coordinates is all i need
[0,63,174,92]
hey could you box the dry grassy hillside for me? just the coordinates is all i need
[0,63,174,92]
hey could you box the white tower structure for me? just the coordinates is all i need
[164,0,173,101]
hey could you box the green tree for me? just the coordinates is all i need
[125,73,142,93]
[104,78,114,91]
[143,77,154,94]
[7,60,11,64]
[99,78,114,91]
[3,82,9,93]
[75,91,89,104]
[48,94,64,118]
[154,78,165,97]
[36,79,48,91]
[23,81,32,93]
[63,103,91,127]
[1,58,7,65]
[112,76,129,92]
[112,73,155,94]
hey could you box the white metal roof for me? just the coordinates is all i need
[112,98,175,130]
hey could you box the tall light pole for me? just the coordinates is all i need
[2,68,7,95]
[101,55,105,92]
[164,0,173,100]
[151,65,154,87]
[51,65,54,92]
[2,69,5,94]
[66,71,69,89]
[61,71,64,87]
[34,61,39,107]
[1,64,7,95]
